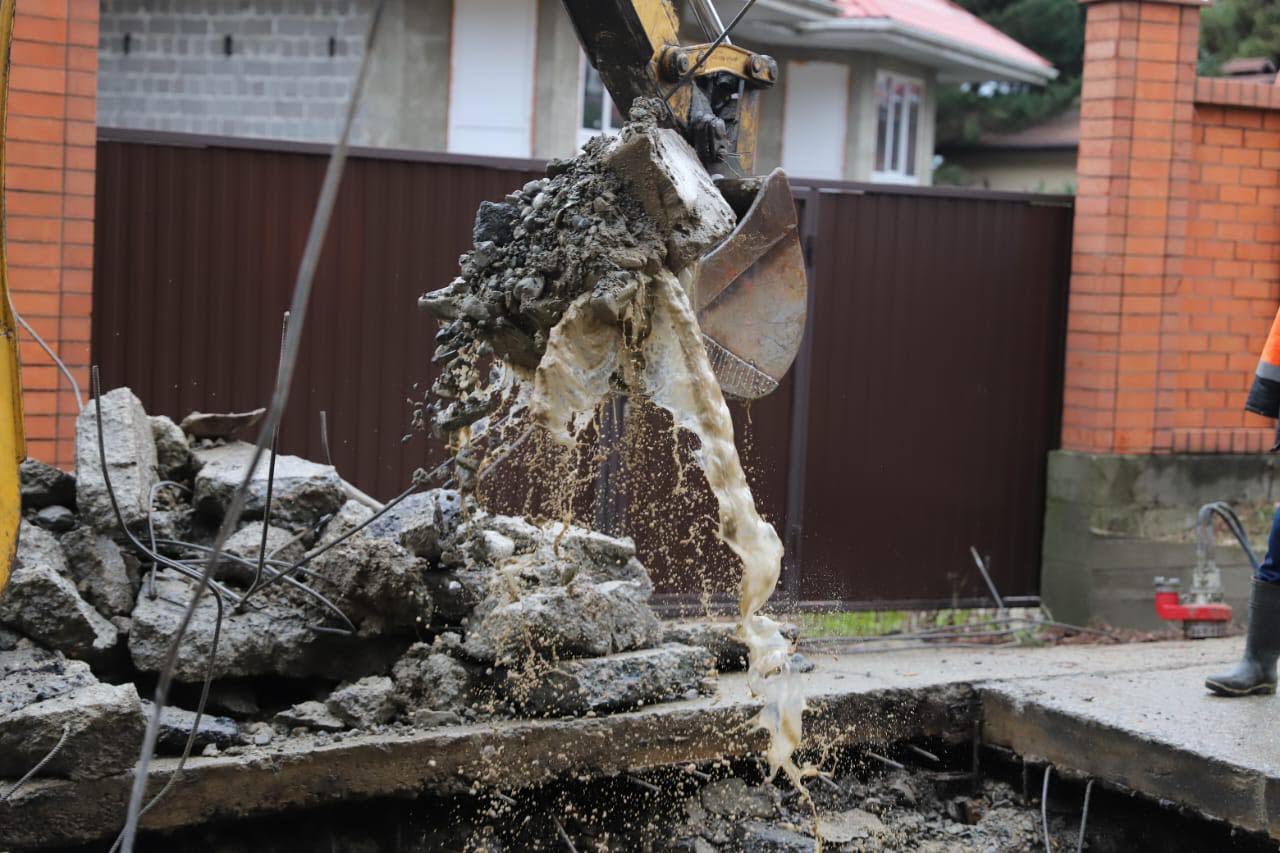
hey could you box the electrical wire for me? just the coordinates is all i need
[8,303,85,411]
[115,4,388,849]
[1076,779,1095,853]
[1041,765,1053,853]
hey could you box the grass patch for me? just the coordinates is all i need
[788,608,1015,638]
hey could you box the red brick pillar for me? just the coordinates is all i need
[5,1,97,469]
[1063,0,1205,453]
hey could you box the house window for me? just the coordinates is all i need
[873,72,923,184]
[578,57,624,148]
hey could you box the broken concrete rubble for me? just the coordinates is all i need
[315,498,374,547]
[0,387,736,804]
[421,565,488,627]
[391,643,475,712]
[463,579,661,663]
[663,621,802,673]
[75,387,159,532]
[128,571,402,682]
[606,117,736,272]
[192,442,345,531]
[417,112,668,436]
[364,489,462,562]
[304,537,431,637]
[0,522,118,661]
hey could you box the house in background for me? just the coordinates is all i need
[935,105,1079,195]
[97,0,1054,185]
[934,55,1280,196]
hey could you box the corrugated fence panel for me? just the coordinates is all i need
[93,133,1072,607]
[94,133,542,501]
[792,186,1072,606]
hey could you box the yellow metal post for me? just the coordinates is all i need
[0,0,24,593]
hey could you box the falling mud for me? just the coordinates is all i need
[419,101,804,782]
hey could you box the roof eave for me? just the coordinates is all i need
[791,18,1058,85]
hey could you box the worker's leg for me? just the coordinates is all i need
[1258,507,1280,584]
[1205,505,1280,696]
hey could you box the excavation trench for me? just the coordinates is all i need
[10,693,1279,853]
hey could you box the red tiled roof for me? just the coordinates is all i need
[833,0,1053,72]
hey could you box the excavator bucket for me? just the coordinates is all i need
[693,169,808,400]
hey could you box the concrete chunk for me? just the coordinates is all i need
[0,682,144,781]
[19,458,75,510]
[60,527,138,618]
[306,538,431,637]
[129,571,403,682]
[700,777,777,819]
[421,565,488,627]
[364,490,462,562]
[141,700,240,755]
[0,642,98,717]
[0,523,118,661]
[463,579,661,664]
[392,644,475,712]
[32,505,76,533]
[316,499,375,548]
[505,643,714,717]
[179,408,265,440]
[192,442,345,531]
[151,414,197,481]
[327,676,396,728]
[275,700,347,732]
[75,387,159,532]
[663,621,801,673]
[607,124,735,271]
[220,522,305,582]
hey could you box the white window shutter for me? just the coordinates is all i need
[780,60,849,181]
[448,0,537,157]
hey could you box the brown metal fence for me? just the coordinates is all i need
[93,130,1072,609]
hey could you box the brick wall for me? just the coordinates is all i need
[6,1,98,468]
[98,0,369,142]
[1064,0,1279,454]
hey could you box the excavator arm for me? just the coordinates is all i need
[561,0,807,400]
[0,0,22,594]
[561,0,776,171]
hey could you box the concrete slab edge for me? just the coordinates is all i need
[0,684,974,849]
[979,686,1279,839]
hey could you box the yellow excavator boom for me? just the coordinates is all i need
[0,0,24,594]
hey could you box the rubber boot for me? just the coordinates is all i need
[1205,579,1280,696]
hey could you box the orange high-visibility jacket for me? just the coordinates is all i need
[1248,307,1280,421]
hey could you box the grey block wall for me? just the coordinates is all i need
[99,0,369,141]
[98,0,450,149]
